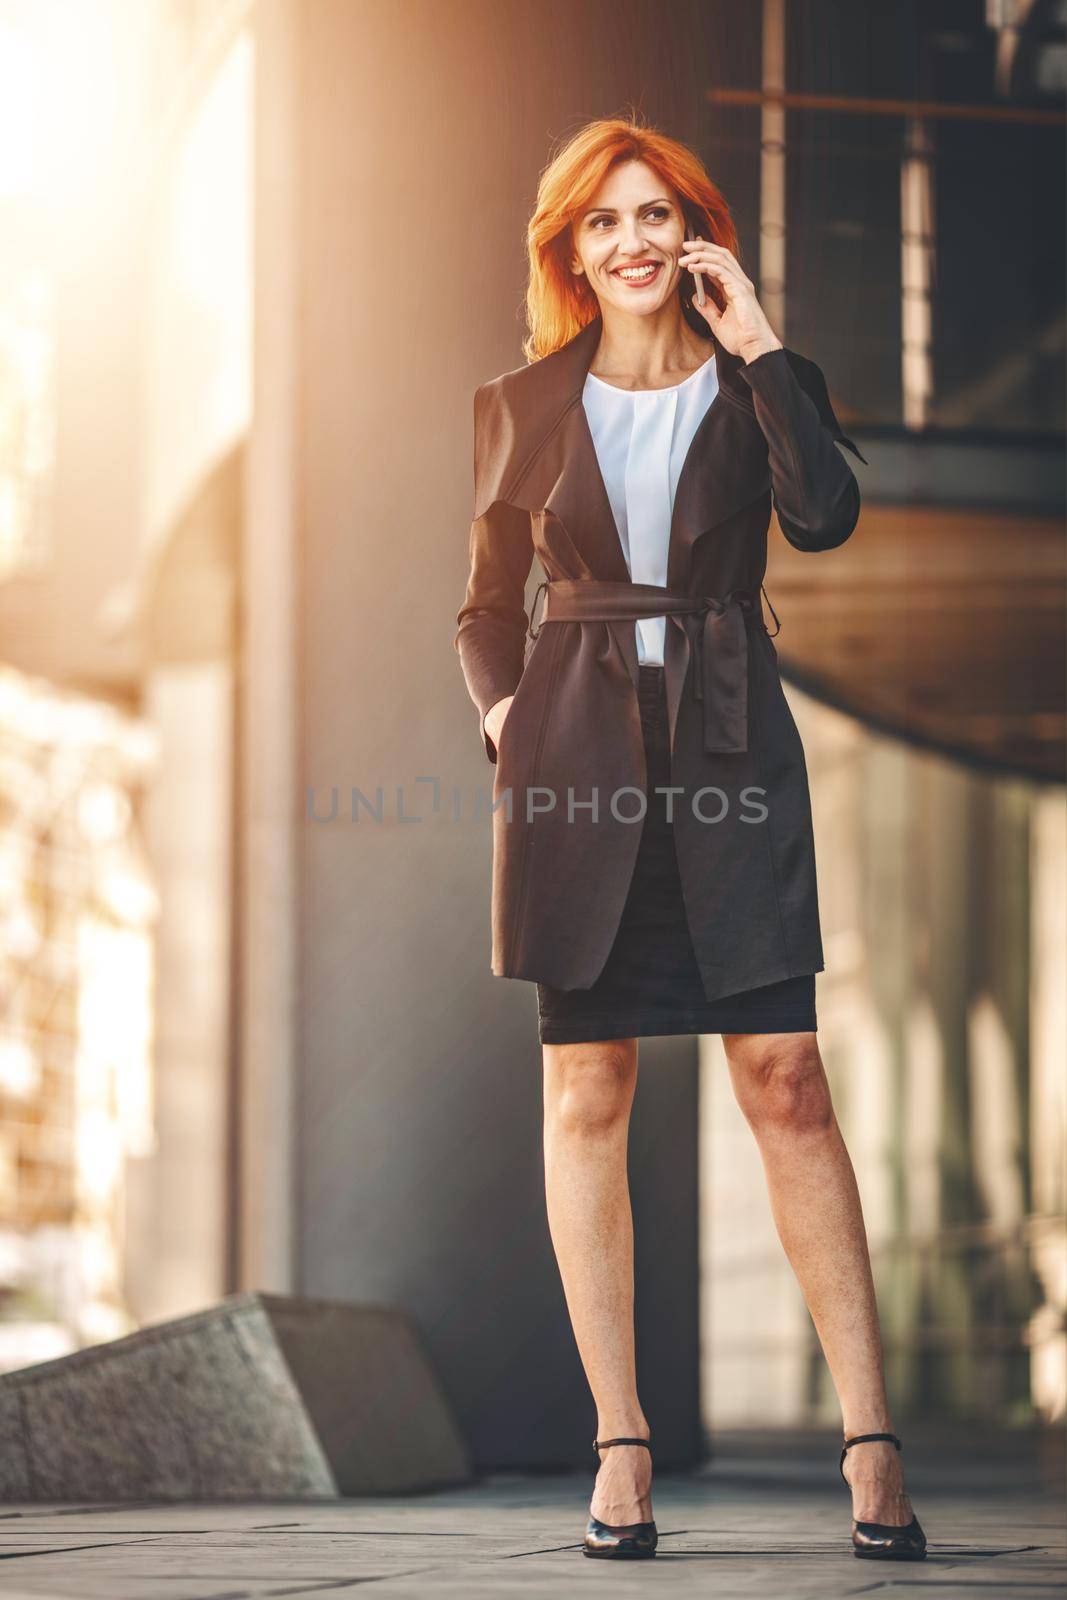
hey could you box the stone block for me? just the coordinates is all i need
[0,1292,471,1501]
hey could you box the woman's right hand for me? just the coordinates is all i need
[484,694,514,753]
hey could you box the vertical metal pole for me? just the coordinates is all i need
[901,115,936,430]
[760,0,787,338]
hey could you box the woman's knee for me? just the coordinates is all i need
[544,1040,636,1136]
[725,1035,833,1135]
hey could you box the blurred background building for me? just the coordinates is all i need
[0,0,1063,1464]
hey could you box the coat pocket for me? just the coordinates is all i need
[494,625,562,785]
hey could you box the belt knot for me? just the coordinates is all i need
[530,578,781,756]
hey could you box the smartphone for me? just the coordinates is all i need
[692,247,707,307]
[683,212,706,306]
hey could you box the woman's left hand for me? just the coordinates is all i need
[678,239,783,364]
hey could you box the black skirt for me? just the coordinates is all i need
[536,663,818,1045]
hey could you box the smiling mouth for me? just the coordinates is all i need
[611,262,663,285]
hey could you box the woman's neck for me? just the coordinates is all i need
[589,303,712,389]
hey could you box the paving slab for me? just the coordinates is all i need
[0,1430,1059,1600]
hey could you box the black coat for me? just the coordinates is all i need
[454,311,867,999]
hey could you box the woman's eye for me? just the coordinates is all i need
[590,207,670,230]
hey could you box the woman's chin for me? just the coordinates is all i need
[599,292,672,318]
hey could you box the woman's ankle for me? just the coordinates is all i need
[841,1416,896,1440]
[595,1418,650,1442]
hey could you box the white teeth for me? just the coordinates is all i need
[616,264,658,281]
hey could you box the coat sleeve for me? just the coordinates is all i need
[453,379,536,763]
[737,345,867,552]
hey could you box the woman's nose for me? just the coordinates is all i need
[618,228,649,254]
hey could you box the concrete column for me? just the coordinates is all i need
[248,0,716,1466]
[239,0,300,1295]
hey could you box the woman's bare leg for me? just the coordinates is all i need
[722,1030,915,1527]
[542,1038,652,1525]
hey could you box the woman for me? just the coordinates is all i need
[453,116,926,1563]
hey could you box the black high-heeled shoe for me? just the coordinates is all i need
[840,1431,927,1560]
[582,1436,658,1559]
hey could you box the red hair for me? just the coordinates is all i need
[523,113,742,362]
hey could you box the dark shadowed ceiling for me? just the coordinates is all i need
[768,500,1065,783]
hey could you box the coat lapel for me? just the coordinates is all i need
[664,346,770,587]
[554,321,770,588]
[524,313,768,586]
[477,309,855,591]
[473,315,628,580]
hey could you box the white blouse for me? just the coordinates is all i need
[582,351,719,666]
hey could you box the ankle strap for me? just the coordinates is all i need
[593,1436,652,1455]
[839,1431,901,1484]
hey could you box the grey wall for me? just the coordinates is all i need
[279,0,729,1468]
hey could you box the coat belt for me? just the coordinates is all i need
[531,578,778,756]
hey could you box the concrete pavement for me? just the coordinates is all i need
[0,1427,1060,1598]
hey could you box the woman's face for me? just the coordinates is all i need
[569,159,688,317]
